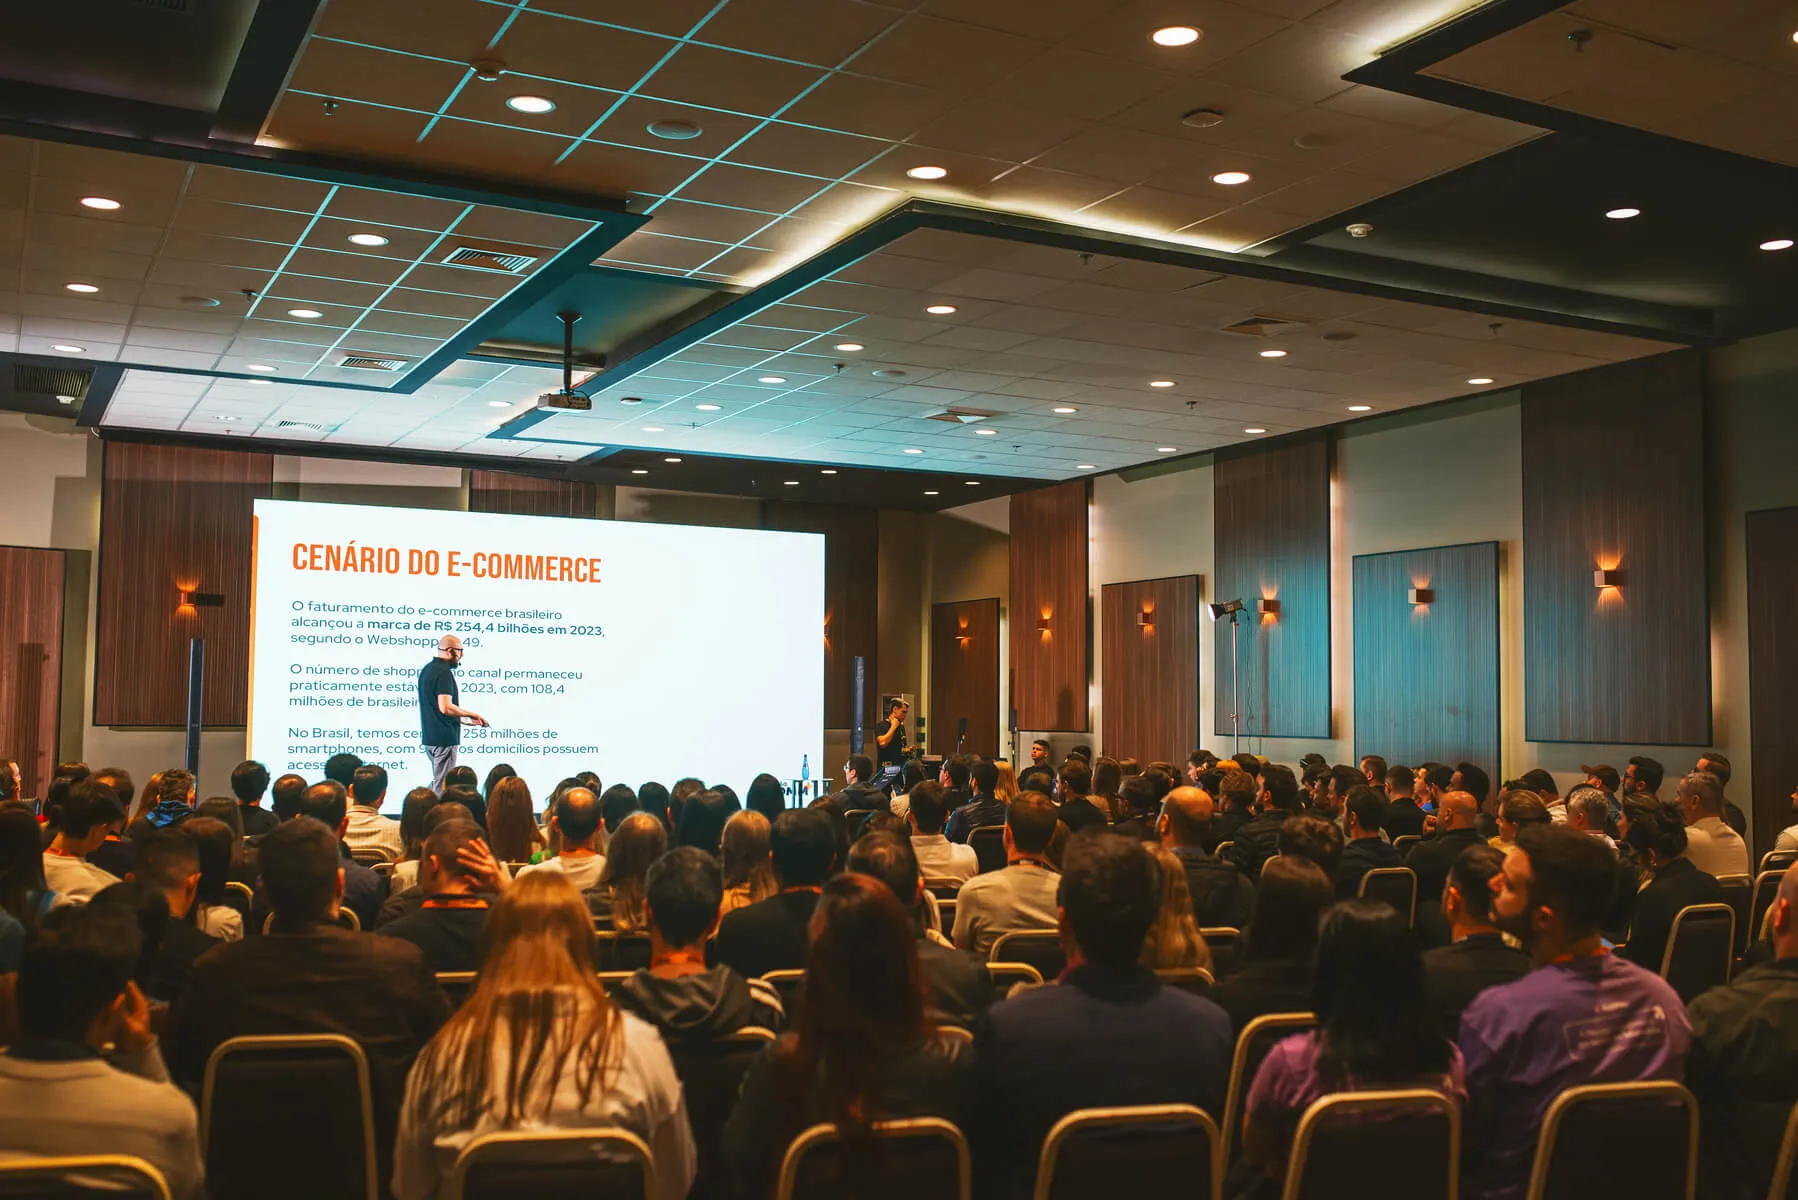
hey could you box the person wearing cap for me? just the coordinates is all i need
[1583,764,1621,829]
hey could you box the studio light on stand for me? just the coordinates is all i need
[1209,599,1246,757]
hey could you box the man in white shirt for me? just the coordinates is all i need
[1680,770,1749,878]
[953,792,1061,957]
[42,781,126,905]
[342,764,404,862]
[0,902,203,1198]
[907,780,978,885]
[517,787,606,891]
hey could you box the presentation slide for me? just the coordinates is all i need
[248,499,824,811]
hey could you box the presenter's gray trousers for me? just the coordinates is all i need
[426,744,456,794]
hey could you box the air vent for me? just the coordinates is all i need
[442,246,538,273]
[130,0,194,11]
[338,355,409,372]
[1221,315,1303,337]
[12,365,91,396]
[926,407,996,425]
[275,420,335,432]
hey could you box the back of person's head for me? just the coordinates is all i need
[942,754,972,791]
[89,768,133,811]
[1059,829,1160,969]
[1386,765,1415,794]
[644,846,723,949]
[1516,824,1616,940]
[575,770,602,794]
[771,807,837,887]
[423,818,484,888]
[1059,759,1092,798]
[599,812,668,893]
[552,785,601,845]
[322,752,362,789]
[908,780,952,834]
[231,760,268,804]
[17,901,143,1042]
[1697,752,1732,785]
[1313,899,1449,1082]
[745,773,785,823]
[0,761,16,803]
[847,830,921,913]
[154,769,195,809]
[970,757,999,797]
[441,784,484,830]
[427,802,473,831]
[399,787,439,857]
[675,788,738,857]
[1118,774,1158,821]
[295,780,348,831]
[1628,755,1665,793]
[179,818,235,904]
[1519,768,1558,799]
[1262,764,1301,813]
[483,763,517,800]
[670,777,704,820]
[637,781,671,828]
[59,779,125,838]
[1092,757,1122,797]
[1248,855,1335,961]
[1447,844,1506,924]
[1678,771,1724,814]
[1622,797,1689,862]
[1141,766,1175,803]
[0,804,48,921]
[1360,754,1387,780]
[1344,785,1388,835]
[194,798,245,841]
[270,773,307,821]
[349,764,388,807]
[89,879,169,990]
[1218,769,1256,812]
[1454,763,1491,804]
[1278,814,1345,876]
[1161,786,1213,846]
[1499,790,1551,832]
[1017,765,1056,795]
[1566,787,1609,830]
[445,765,479,793]
[600,783,640,833]
[901,759,928,793]
[846,753,874,784]
[486,777,537,863]
[132,829,199,895]
[258,817,341,923]
[1326,765,1363,801]
[1420,764,1454,794]
[720,809,773,889]
[1006,790,1059,855]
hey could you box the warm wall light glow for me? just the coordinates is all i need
[1257,597,1280,617]
[1593,568,1623,588]
[1408,586,1435,605]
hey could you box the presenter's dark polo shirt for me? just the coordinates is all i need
[418,658,460,747]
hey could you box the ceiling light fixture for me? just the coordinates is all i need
[1052,406,1078,414]
[1605,207,1640,220]
[80,196,120,211]
[52,344,84,354]
[1212,170,1252,185]
[903,447,924,455]
[646,119,702,140]
[487,400,510,408]
[1347,404,1373,412]
[1149,379,1175,388]
[56,394,75,405]
[975,428,998,435]
[820,469,838,475]
[1761,238,1794,251]
[65,282,99,294]
[965,480,981,486]
[248,380,271,387]
[1258,348,1286,358]
[643,426,664,432]
[1468,377,1495,385]
[925,304,957,315]
[246,364,277,374]
[348,232,389,247]
[215,415,239,422]
[924,490,939,496]
[834,342,864,352]
[1152,25,1201,46]
[1157,446,1178,453]
[287,308,324,319]
[506,94,556,114]
[906,165,948,180]
[695,403,722,411]
[664,457,682,463]
[631,468,649,475]
[782,480,799,486]
[1244,427,1266,434]
[757,375,787,384]
[1076,464,1096,470]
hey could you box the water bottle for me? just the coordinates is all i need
[801,754,810,792]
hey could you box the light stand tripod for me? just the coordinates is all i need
[1209,599,1247,758]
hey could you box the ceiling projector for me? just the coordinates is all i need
[536,388,591,411]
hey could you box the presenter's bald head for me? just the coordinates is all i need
[436,635,463,658]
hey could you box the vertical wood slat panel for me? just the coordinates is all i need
[95,442,273,727]
[762,501,878,731]
[1521,350,1710,744]
[1353,542,1500,778]
[468,470,601,518]
[930,598,1000,758]
[0,546,66,796]
[1101,575,1200,762]
[1010,479,1089,731]
[1747,506,1798,860]
[1213,433,1332,738]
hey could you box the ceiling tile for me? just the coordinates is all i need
[549,140,706,197]
[601,231,733,272]
[286,39,466,112]
[639,44,826,116]
[778,72,954,139]
[696,0,900,66]
[529,0,722,38]
[261,94,435,158]
[983,46,1177,121]
[438,79,623,140]
[910,99,1091,162]
[414,119,576,178]
[588,96,764,160]
[311,0,511,61]
[850,15,1047,93]
[492,12,674,91]
[673,162,831,214]
[1202,22,1370,103]
[727,122,891,178]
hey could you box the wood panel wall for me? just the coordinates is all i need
[1521,350,1709,744]
[1101,575,1201,762]
[1213,433,1332,738]
[468,470,601,518]
[95,443,273,727]
[1010,479,1089,731]
[0,546,66,796]
[1353,542,1500,777]
[762,501,878,731]
[1747,506,1798,859]
[930,598,1000,758]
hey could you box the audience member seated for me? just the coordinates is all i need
[0,804,55,958]
[387,787,440,893]
[723,871,970,1195]
[1616,797,1726,972]
[1211,769,1258,850]
[1159,785,1254,928]
[640,779,674,830]
[1487,789,1550,856]
[1563,786,1614,848]
[517,785,606,891]
[1208,856,1334,1031]
[588,811,665,932]
[84,769,137,878]
[742,772,784,825]
[1239,900,1465,1195]
[290,780,387,929]
[168,816,449,1186]
[716,807,836,978]
[43,780,126,904]
[129,830,220,1004]
[675,788,738,857]
[833,754,889,815]
[344,764,403,862]
[1335,786,1404,898]
[376,819,493,974]
[952,791,1061,958]
[1054,759,1107,833]
[613,846,785,1038]
[907,781,978,884]
[1459,825,1691,1200]
[179,816,244,941]
[888,759,927,822]
[268,770,308,825]
[944,757,1008,843]
[848,831,994,1029]
[1090,756,1124,822]
[719,810,777,918]
[486,776,544,865]
[1407,790,1486,907]
[230,759,279,837]
[380,800,473,927]
[1422,846,1529,1038]
[1141,844,1213,972]
[1381,765,1428,839]
[394,871,695,1200]
[129,768,195,838]
[1227,765,1303,880]
[0,902,203,1199]
[1678,770,1749,879]
[1278,814,1345,878]
[971,830,1233,1198]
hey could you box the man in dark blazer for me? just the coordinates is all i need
[1406,790,1487,906]
[714,807,837,979]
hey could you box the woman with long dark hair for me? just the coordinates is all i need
[722,871,970,1196]
[393,871,694,1200]
[390,787,440,892]
[1206,855,1335,1031]
[0,803,53,967]
[485,776,543,865]
[179,815,243,941]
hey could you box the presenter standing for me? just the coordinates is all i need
[418,635,488,793]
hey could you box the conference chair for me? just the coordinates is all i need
[761,969,806,1024]
[939,1025,974,1044]
[1222,1013,1317,1164]
[776,1117,969,1200]
[1660,903,1736,1003]
[1358,866,1418,927]
[437,970,477,1007]
[1155,966,1215,996]
[1034,1104,1221,1200]
[1200,927,1242,967]
[936,896,957,932]
[1767,1099,1798,1200]
[1392,835,1423,856]
[969,825,1007,874]
[1281,1090,1458,1200]
[1524,1081,1697,1200]
[990,929,1066,979]
[668,1028,776,1200]
[1717,874,1754,957]
[1752,868,1787,951]
[596,970,633,997]
[445,1128,654,1200]
[592,930,653,972]
[0,1155,171,1200]
[260,908,359,934]
[1213,840,1235,862]
[1761,849,1798,876]
[923,876,963,902]
[986,961,1045,995]
[348,846,389,867]
[845,810,877,841]
[201,1033,378,1200]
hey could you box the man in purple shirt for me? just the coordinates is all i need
[1458,825,1690,1200]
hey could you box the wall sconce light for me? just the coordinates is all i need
[1408,587,1435,605]
[955,632,972,647]
[1137,610,1154,628]
[1256,598,1280,616]
[1593,569,1623,588]
[1036,615,1052,632]
[178,589,225,608]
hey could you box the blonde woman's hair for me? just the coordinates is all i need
[598,811,665,934]
[993,761,1019,805]
[1140,843,1212,972]
[721,810,778,905]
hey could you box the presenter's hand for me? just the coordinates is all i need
[458,837,507,892]
[464,713,490,727]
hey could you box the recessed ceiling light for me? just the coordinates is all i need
[348,232,390,247]
[664,456,682,463]
[177,295,220,307]
[65,282,99,294]
[506,94,556,114]
[247,363,276,373]
[695,403,722,411]
[757,375,787,384]
[646,119,702,140]
[51,344,84,354]
[1149,379,1176,388]
[925,304,957,315]
[1244,427,1267,433]
[1052,406,1078,414]
[1152,25,1201,46]
[1076,464,1096,470]
[643,426,664,433]
[906,165,948,180]
[1760,238,1794,251]
[1212,170,1252,185]
[1347,404,1373,412]
[782,480,799,486]
[248,380,272,387]
[1258,348,1287,358]
[820,469,837,475]
[487,400,510,408]
[965,480,981,485]
[630,468,649,475]
[287,308,324,320]
[975,428,998,435]
[1605,207,1640,220]
[56,394,75,405]
[924,490,939,496]
[903,447,924,455]
[1157,446,1178,453]
[79,196,120,211]
[834,342,864,352]
[215,415,239,422]
[1467,377,1495,386]
[619,396,643,405]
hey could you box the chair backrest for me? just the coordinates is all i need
[1281,1090,1457,1200]
[1222,1013,1317,1163]
[1392,835,1422,855]
[761,969,806,1025]
[594,932,652,971]
[923,877,963,901]
[1358,867,1418,927]
[260,909,359,934]
[1034,1104,1220,1200]
[437,970,477,1007]
[989,929,1066,978]
[1768,1098,1798,1200]
[1762,849,1798,876]
[1717,874,1754,957]
[936,897,957,932]
[939,1025,974,1044]
[986,961,1045,993]
[845,810,877,841]
[1200,927,1241,967]
[371,861,394,879]
[446,1128,654,1200]
[1213,840,1235,860]
[0,1155,171,1200]
[1154,967,1214,996]
[1660,902,1735,1003]
[668,1029,776,1200]
[201,1033,378,1200]
[348,846,389,866]
[970,825,1007,874]
[1752,869,1785,947]
[221,880,254,919]
[776,1117,969,1200]
[1524,1081,1697,1200]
